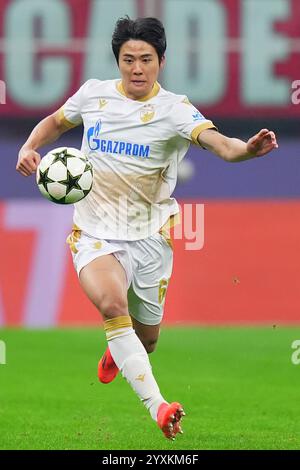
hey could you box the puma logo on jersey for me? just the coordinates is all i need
[182,97,191,105]
[94,241,102,250]
[99,98,108,109]
[135,374,146,382]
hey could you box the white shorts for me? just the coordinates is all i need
[67,227,173,325]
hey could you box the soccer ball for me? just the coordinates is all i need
[36,147,93,204]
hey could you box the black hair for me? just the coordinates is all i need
[112,16,167,64]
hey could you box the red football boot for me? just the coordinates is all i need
[157,402,185,440]
[98,347,119,384]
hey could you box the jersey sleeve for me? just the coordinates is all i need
[171,96,217,147]
[58,82,87,129]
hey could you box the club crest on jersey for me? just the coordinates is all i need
[140,104,155,123]
[99,98,108,110]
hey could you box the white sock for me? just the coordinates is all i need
[104,316,166,420]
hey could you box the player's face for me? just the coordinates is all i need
[119,40,165,100]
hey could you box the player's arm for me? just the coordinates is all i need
[16,110,75,177]
[197,128,278,162]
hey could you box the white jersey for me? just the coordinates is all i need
[60,79,216,240]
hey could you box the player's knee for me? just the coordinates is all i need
[97,296,128,320]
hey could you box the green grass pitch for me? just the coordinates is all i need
[0,326,300,450]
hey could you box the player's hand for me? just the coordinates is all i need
[16,148,41,176]
[246,129,278,158]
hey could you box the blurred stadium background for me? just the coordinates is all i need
[1,0,300,451]
[0,0,299,327]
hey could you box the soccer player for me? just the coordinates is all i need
[16,17,278,440]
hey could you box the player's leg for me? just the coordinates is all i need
[127,233,185,439]
[128,290,185,439]
[77,248,170,433]
[79,254,127,383]
[129,317,185,438]
[130,317,160,353]
[79,254,128,320]
[98,316,160,382]
[68,229,184,439]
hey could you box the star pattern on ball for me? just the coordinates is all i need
[52,148,69,165]
[38,168,53,192]
[84,162,92,172]
[37,147,93,204]
[64,170,83,195]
